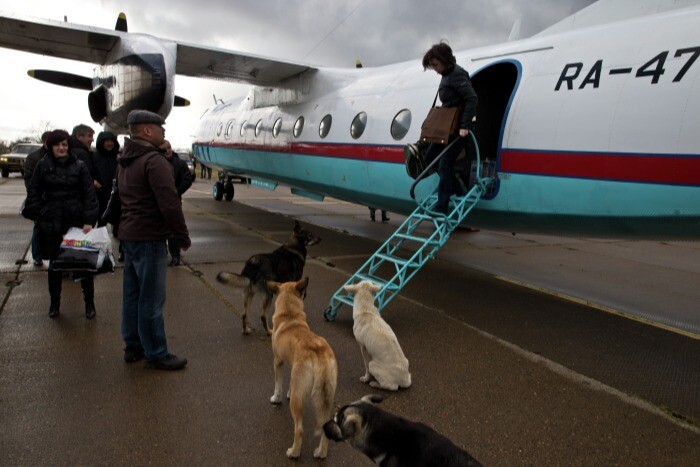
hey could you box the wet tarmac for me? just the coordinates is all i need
[1,175,699,465]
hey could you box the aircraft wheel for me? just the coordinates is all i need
[213,181,225,201]
[224,181,234,201]
[323,306,336,322]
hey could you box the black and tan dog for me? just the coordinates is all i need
[216,221,321,335]
[323,395,482,466]
[268,277,338,459]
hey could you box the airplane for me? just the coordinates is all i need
[1,0,699,240]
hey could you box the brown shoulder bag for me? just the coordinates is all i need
[419,91,460,144]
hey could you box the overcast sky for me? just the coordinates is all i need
[0,0,596,149]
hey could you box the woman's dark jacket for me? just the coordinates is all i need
[92,131,120,209]
[23,152,99,260]
[438,64,478,130]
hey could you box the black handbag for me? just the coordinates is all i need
[420,91,460,145]
[101,174,121,225]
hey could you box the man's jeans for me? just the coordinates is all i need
[121,240,169,360]
[31,223,42,261]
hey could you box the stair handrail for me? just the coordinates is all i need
[409,131,483,210]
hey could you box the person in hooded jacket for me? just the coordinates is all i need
[418,41,478,216]
[24,129,100,319]
[93,131,123,260]
[93,131,120,223]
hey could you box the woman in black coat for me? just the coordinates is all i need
[420,42,478,215]
[24,130,100,319]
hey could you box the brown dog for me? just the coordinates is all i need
[267,277,338,459]
[216,221,321,335]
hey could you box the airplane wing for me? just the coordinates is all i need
[0,12,314,86]
[0,12,119,64]
[176,42,312,86]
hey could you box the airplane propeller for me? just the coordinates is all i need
[27,69,92,90]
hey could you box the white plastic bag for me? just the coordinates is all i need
[61,226,112,254]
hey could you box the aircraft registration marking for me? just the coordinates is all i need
[555,46,700,90]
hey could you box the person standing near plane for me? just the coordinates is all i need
[23,129,99,319]
[160,139,193,266]
[93,131,123,260]
[118,110,190,371]
[23,131,50,267]
[70,124,98,187]
[419,42,478,216]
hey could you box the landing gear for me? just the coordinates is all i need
[212,174,238,201]
[213,181,224,201]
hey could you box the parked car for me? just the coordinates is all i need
[0,143,41,178]
[178,152,196,178]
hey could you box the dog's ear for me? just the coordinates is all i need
[341,412,362,439]
[296,277,309,295]
[266,281,280,294]
[294,220,301,233]
[322,420,344,442]
[361,394,384,405]
[344,284,359,294]
[368,282,382,295]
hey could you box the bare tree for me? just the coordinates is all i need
[29,120,55,143]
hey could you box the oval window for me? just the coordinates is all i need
[225,120,235,139]
[272,117,282,138]
[391,109,412,141]
[240,120,247,137]
[293,116,304,138]
[319,114,332,138]
[216,122,224,137]
[255,119,264,137]
[350,111,367,139]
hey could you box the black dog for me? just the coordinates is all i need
[216,221,321,335]
[323,395,481,467]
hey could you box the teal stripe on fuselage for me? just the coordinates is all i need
[200,145,700,239]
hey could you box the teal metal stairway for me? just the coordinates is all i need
[323,132,491,320]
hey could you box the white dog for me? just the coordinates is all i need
[344,280,411,391]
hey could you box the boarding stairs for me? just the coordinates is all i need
[324,133,492,320]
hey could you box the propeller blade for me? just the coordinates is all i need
[115,12,127,32]
[27,70,92,90]
[174,95,190,107]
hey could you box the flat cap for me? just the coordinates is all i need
[127,109,165,125]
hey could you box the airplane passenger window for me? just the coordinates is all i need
[391,109,412,140]
[255,119,263,137]
[240,121,247,137]
[273,117,282,138]
[351,111,367,139]
[319,114,332,138]
[293,116,304,138]
[216,122,224,137]
[225,120,235,139]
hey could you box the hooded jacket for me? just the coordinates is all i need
[92,131,121,205]
[117,137,190,247]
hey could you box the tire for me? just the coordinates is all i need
[1,168,8,178]
[213,181,224,201]
[224,182,234,201]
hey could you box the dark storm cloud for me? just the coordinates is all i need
[106,0,596,67]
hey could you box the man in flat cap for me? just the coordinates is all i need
[117,109,191,371]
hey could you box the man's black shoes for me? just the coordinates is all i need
[124,347,145,363]
[145,354,187,371]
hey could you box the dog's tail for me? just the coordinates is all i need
[312,357,338,435]
[216,271,250,289]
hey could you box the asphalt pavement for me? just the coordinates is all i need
[1,174,699,466]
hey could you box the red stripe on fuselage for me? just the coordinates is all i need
[202,141,700,185]
[500,149,700,185]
